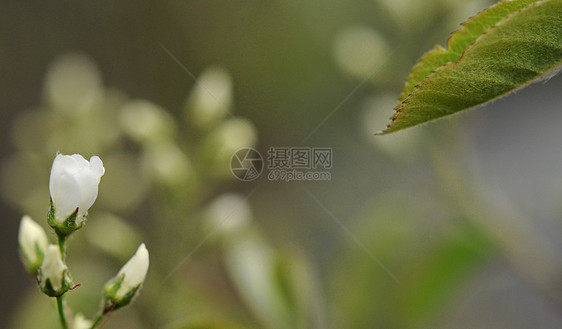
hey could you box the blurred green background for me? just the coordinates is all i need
[2,0,562,328]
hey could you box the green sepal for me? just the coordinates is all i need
[102,273,142,313]
[48,198,83,238]
[111,285,141,311]
[104,273,125,299]
[39,269,72,297]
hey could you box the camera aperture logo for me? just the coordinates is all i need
[230,148,264,181]
[230,147,332,182]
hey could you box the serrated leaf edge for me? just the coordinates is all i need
[380,0,552,135]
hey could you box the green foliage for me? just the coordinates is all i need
[382,0,562,134]
[329,191,496,329]
[395,224,493,326]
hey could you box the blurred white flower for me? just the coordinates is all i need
[73,313,93,329]
[45,53,102,114]
[39,245,71,296]
[333,25,390,80]
[203,193,252,237]
[143,143,192,187]
[202,118,258,178]
[185,66,233,129]
[104,243,149,309]
[49,154,105,226]
[18,215,49,275]
[119,100,176,144]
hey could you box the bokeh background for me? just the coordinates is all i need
[2,0,562,328]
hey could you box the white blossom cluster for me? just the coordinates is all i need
[18,153,149,324]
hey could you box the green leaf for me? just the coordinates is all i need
[381,0,562,134]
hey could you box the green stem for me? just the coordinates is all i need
[56,236,69,329]
[58,235,67,261]
[56,296,68,329]
[89,313,103,329]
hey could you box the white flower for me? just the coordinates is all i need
[18,215,49,275]
[39,245,71,296]
[49,153,105,226]
[104,243,149,310]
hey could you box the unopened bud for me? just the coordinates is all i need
[18,215,49,276]
[103,243,149,312]
[38,245,72,297]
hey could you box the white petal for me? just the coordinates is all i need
[40,245,67,292]
[49,154,67,198]
[75,169,100,218]
[52,172,81,222]
[71,154,89,168]
[89,156,105,176]
[75,156,104,217]
[50,154,80,194]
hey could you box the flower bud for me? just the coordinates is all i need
[38,245,72,297]
[18,215,49,275]
[103,243,149,312]
[48,153,105,236]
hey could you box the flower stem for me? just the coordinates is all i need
[58,235,67,261]
[89,313,103,329]
[56,296,68,329]
[56,236,69,329]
